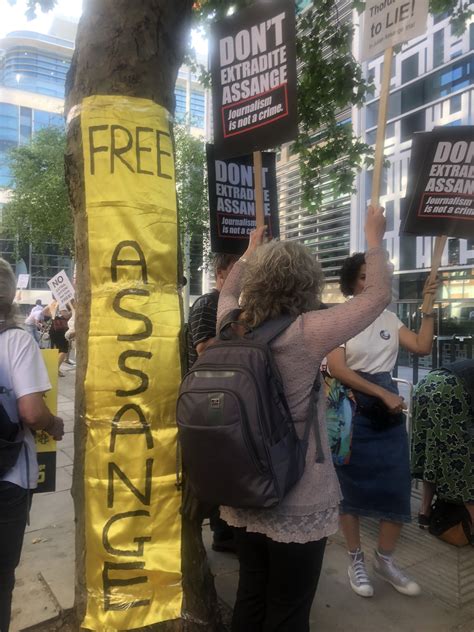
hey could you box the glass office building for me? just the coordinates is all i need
[0,20,210,295]
[0,19,75,289]
[276,0,354,302]
[352,13,474,364]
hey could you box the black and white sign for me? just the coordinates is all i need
[210,0,297,159]
[401,127,474,239]
[47,269,75,307]
[361,0,428,61]
[207,145,279,254]
[16,273,30,289]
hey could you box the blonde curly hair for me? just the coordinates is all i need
[240,241,324,328]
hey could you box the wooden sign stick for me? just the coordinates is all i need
[253,150,265,228]
[422,234,447,314]
[371,46,393,207]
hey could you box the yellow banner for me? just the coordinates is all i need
[35,349,58,492]
[81,95,183,630]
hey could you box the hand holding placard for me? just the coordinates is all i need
[365,204,387,249]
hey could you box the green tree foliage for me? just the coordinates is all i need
[3,123,208,258]
[14,0,472,211]
[174,123,208,247]
[192,0,472,208]
[2,126,73,254]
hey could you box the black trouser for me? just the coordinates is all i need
[232,528,327,632]
[0,483,29,632]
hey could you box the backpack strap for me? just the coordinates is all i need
[302,374,324,464]
[254,316,325,463]
[250,315,295,345]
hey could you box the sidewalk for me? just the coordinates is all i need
[11,368,474,631]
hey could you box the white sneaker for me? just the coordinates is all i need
[348,550,374,597]
[373,550,421,596]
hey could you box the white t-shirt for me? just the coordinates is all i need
[344,310,404,374]
[0,328,51,488]
[25,304,44,326]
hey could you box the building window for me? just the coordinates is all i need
[174,86,187,123]
[0,103,19,142]
[385,200,395,232]
[450,93,462,114]
[401,109,425,142]
[401,54,418,84]
[34,109,64,131]
[19,106,32,144]
[190,91,205,129]
[433,29,444,68]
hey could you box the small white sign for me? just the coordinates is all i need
[361,0,428,62]
[47,270,75,308]
[16,273,30,289]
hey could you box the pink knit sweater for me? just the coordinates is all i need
[216,247,393,543]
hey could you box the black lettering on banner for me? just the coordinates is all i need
[111,124,134,174]
[117,350,152,397]
[107,459,153,508]
[110,404,154,452]
[156,131,172,180]
[103,510,151,556]
[103,561,150,611]
[113,289,152,341]
[111,241,148,283]
[210,0,297,159]
[401,127,474,239]
[89,125,109,175]
[136,127,154,175]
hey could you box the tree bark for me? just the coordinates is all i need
[65,2,225,630]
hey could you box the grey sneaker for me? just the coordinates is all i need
[348,550,374,598]
[373,550,421,596]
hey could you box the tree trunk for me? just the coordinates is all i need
[65,2,225,630]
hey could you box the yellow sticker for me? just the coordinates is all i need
[80,96,183,630]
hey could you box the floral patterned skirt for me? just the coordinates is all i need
[411,369,474,504]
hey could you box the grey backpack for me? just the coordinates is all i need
[176,310,322,509]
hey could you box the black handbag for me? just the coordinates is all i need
[0,401,23,476]
[352,391,405,429]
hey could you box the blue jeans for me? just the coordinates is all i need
[0,483,29,632]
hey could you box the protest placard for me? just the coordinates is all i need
[401,127,474,239]
[47,269,75,307]
[16,273,30,289]
[207,145,279,255]
[210,0,297,160]
[35,349,58,493]
[362,0,428,206]
[361,0,429,62]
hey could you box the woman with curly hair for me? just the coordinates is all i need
[327,253,438,601]
[217,206,392,631]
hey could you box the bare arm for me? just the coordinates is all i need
[327,347,406,413]
[398,319,434,356]
[17,392,64,440]
[397,277,437,355]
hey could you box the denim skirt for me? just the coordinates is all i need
[336,372,412,523]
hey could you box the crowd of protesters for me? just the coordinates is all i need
[1,203,473,632]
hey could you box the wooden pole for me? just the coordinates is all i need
[371,46,393,207]
[253,150,265,228]
[422,235,447,313]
